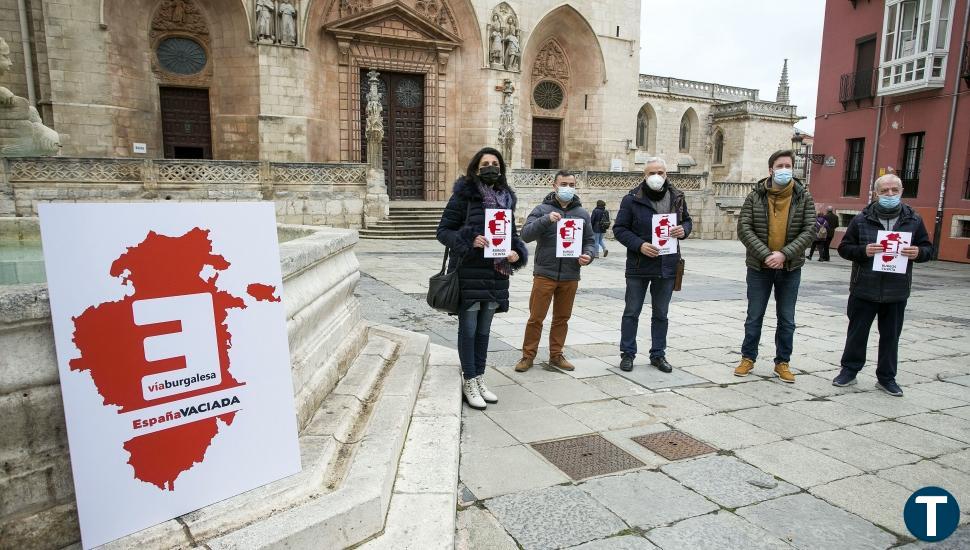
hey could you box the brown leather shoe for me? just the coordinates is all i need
[514,357,534,372]
[774,362,796,383]
[549,355,575,371]
[734,357,755,377]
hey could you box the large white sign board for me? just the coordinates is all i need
[38,203,301,549]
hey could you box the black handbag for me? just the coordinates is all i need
[427,247,462,314]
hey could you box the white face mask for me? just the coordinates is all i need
[646,174,665,191]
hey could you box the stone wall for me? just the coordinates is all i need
[0,158,388,229]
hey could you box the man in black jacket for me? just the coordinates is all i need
[834,174,933,396]
[613,158,691,373]
[822,206,839,261]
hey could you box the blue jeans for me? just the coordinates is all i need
[457,305,496,380]
[620,276,676,359]
[741,267,801,363]
[593,232,607,257]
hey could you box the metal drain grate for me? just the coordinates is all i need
[531,434,645,480]
[631,430,716,461]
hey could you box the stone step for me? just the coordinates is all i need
[101,324,431,550]
[355,344,461,549]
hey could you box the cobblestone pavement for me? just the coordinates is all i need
[354,238,970,549]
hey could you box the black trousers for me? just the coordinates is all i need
[821,237,833,261]
[840,295,907,383]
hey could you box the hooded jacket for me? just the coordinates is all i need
[737,177,816,271]
[838,202,933,303]
[520,192,595,281]
[436,176,528,312]
[612,181,692,278]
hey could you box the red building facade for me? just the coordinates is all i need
[812,0,970,262]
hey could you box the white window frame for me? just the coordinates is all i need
[877,0,955,96]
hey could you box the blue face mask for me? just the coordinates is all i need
[556,186,575,202]
[772,169,793,186]
[878,195,901,208]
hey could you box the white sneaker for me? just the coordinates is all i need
[475,375,498,404]
[463,379,486,410]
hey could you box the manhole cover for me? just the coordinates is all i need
[531,434,644,480]
[631,430,716,461]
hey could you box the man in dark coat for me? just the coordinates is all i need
[734,149,816,383]
[833,174,933,397]
[613,157,691,373]
[515,170,595,372]
[823,205,839,261]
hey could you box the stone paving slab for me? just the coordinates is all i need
[455,507,518,550]
[730,405,838,438]
[610,366,708,390]
[907,381,970,402]
[661,455,799,508]
[847,420,967,458]
[585,374,652,398]
[736,493,898,550]
[877,460,970,520]
[562,357,618,379]
[621,392,715,422]
[946,405,970,421]
[672,414,781,451]
[485,485,627,550]
[567,535,659,549]
[673,386,767,412]
[358,493,454,550]
[523,378,612,406]
[786,373,866,398]
[599,425,672,470]
[486,406,593,443]
[560,399,657,432]
[894,525,970,550]
[582,471,718,529]
[779,399,884,428]
[730,380,814,404]
[897,412,970,444]
[793,429,921,472]
[459,444,570,500]
[809,474,912,536]
[829,390,931,418]
[736,440,863,488]
[681,363,748,385]
[937,449,970,473]
[645,511,791,550]
[480,384,551,412]
[460,413,518,451]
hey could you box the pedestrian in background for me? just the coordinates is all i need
[806,209,829,261]
[822,206,839,261]
[590,199,611,258]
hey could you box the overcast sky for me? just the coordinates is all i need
[638,0,825,134]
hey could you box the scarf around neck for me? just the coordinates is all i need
[477,181,513,276]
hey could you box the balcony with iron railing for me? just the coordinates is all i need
[962,41,970,85]
[839,69,878,107]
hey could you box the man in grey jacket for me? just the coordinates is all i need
[515,170,595,372]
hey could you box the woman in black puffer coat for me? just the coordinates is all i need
[436,147,528,410]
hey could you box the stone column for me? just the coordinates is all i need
[497,79,515,166]
[363,167,389,228]
[0,158,13,216]
[365,70,384,171]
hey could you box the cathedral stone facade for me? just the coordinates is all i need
[0,0,799,206]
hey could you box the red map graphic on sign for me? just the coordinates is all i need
[880,232,903,263]
[654,216,671,246]
[489,211,509,246]
[559,220,578,248]
[69,228,276,490]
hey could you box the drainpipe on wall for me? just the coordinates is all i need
[16,0,36,106]
[932,0,970,260]
[868,96,884,199]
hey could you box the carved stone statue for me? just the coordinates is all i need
[365,70,384,171]
[0,38,60,157]
[489,23,504,69]
[255,0,275,42]
[504,32,520,72]
[278,0,297,45]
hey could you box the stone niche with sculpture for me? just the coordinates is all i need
[0,37,61,157]
[487,2,520,72]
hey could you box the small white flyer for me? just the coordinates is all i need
[651,213,679,255]
[556,218,584,258]
[872,230,912,273]
[484,208,512,258]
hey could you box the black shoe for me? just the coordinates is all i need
[603,249,609,257]
[832,369,857,387]
[650,357,673,373]
[877,380,904,397]
[619,355,634,372]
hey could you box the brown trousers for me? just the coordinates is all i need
[521,275,579,359]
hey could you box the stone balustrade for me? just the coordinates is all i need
[710,100,800,120]
[639,74,759,102]
[712,181,758,197]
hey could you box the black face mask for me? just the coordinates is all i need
[478,165,501,185]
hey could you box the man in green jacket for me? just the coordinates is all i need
[734,150,816,383]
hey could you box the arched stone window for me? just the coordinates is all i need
[636,103,656,151]
[713,129,724,164]
[679,113,691,153]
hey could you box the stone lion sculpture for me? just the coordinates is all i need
[0,37,61,156]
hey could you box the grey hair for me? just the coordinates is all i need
[874,173,903,192]
[643,156,667,170]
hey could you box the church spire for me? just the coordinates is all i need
[776,59,790,104]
